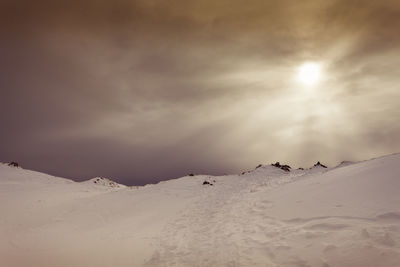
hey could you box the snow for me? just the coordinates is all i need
[1,154,400,267]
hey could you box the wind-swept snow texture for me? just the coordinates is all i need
[1,154,400,267]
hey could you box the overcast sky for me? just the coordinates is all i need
[1,0,400,185]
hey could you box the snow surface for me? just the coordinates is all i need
[1,154,400,267]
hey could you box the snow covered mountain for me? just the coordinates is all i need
[0,154,399,267]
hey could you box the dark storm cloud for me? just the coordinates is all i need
[1,0,399,185]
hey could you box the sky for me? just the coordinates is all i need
[1,0,400,185]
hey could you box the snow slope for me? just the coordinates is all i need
[0,154,399,267]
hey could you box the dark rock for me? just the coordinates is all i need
[271,162,281,167]
[203,181,213,185]
[280,165,291,172]
[8,162,19,167]
[188,173,194,176]
[314,161,327,168]
[271,162,291,172]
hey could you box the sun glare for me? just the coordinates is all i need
[298,62,321,86]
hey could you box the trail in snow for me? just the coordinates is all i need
[147,169,319,266]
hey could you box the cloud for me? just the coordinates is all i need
[1,0,400,184]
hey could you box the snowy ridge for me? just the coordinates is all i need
[1,154,400,267]
[0,162,74,185]
[82,177,127,189]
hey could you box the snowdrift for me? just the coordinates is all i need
[0,154,399,267]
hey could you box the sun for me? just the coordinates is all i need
[297,62,322,86]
